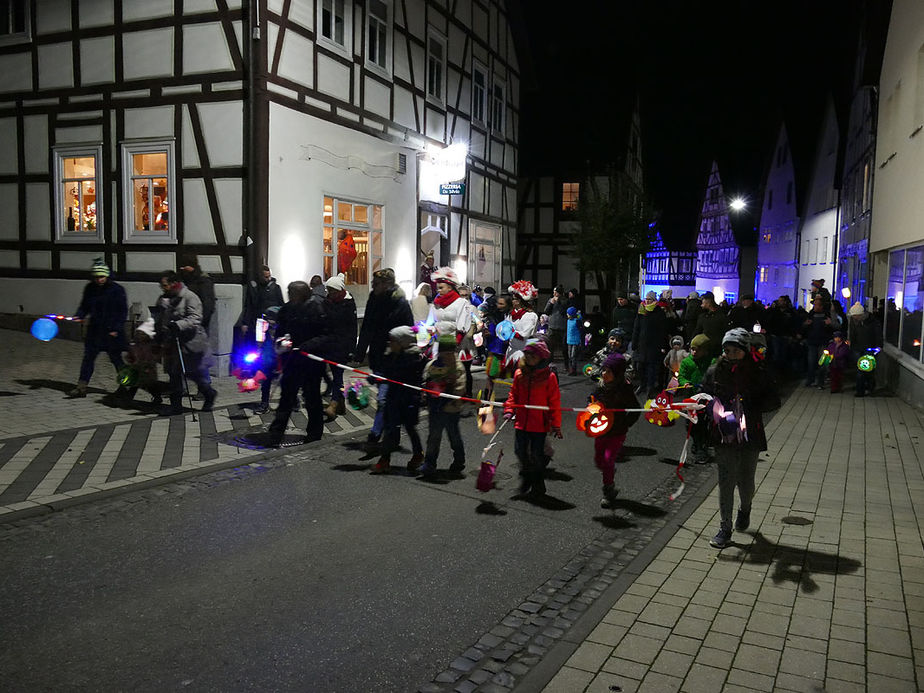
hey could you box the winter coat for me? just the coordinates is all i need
[356,285,413,373]
[664,347,689,374]
[504,364,561,433]
[424,351,466,414]
[825,340,851,369]
[848,314,882,355]
[801,310,834,346]
[631,302,668,362]
[590,379,640,437]
[727,302,764,331]
[154,286,212,374]
[181,269,216,329]
[75,279,128,347]
[382,350,424,427]
[324,293,358,362]
[433,293,475,355]
[610,303,637,336]
[544,297,568,331]
[566,314,583,346]
[701,355,778,451]
[682,299,702,340]
[694,307,729,357]
[277,294,331,356]
[240,277,284,328]
[677,354,714,391]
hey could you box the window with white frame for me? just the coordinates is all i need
[472,61,487,125]
[491,78,505,133]
[320,0,349,51]
[54,144,103,242]
[322,196,384,310]
[427,31,446,103]
[0,0,29,41]
[121,140,176,243]
[366,0,389,71]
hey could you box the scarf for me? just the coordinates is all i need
[433,289,460,308]
[510,307,527,320]
[638,300,658,314]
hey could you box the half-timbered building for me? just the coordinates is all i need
[694,160,741,303]
[755,123,799,305]
[0,0,521,362]
[641,229,696,299]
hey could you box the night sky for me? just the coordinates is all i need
[517,0,872,248]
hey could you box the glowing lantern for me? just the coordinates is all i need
[347,381,370,409]
[644,390,679,427]
[582,363,595,377]
[818,350,833,367]
[117,366,139,388]
[495,319,515,341]
[31,317,58,342]
[857,354,877,372]
[338,231,357,273]
[477,405,497,434]
[576,400,612,437]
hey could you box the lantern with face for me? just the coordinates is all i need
[576,400,613,437]
[857,354,877,372]
[644,390,680,427]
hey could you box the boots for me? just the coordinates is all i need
[201,386,217,412]
[600,484,619,509]
[370,456,391,474]
[67,381,88,398]
[324,399,339,422]
[407,452,424,475]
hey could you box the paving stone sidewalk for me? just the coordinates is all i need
[531,385,924,692]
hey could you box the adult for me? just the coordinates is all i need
[543,285,568,362]
[322,273,357,421]
[809,278,832,311]
[431,267,476,395]
[609,291,637,346]
[309,274,327,300]
[419,250,438,295]
[238,264,284,345]
[566,287,585,314]
[264,281,330,445]
[727,294,763,332]
[355,268,413,451]
[67,258,128,398]
[764,295,798,369]
[505,280,540,367]
[801,296,835,387]
[701,328,779,548]
[631,291,669,397]
[693,292,729,359]
[847,301,882,397]
[470,285,485,308]
[682,291,702,342]
[178,253,216,399]
[154,271,216,414]
[411,282,432,323]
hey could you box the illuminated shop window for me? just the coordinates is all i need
[121,140,176,243]
[321,196,384,308]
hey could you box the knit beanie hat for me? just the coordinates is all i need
[690,334,710,350]
[91,257,110,277]
[687,291,699,300]
[566,306,578,317]
[847,301,866,317]
[722,328,750,349]
[670,335,684,347]
[602,352,626,374]
[389,325,417,350]
[645,290,657,301]
[523,338,550,360]
[325,273,346,292]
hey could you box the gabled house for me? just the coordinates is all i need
[641,228,696,298]
[756,123,800,305]
[797,97,839,309]
[0,0,521,362]
[694,161,742,303]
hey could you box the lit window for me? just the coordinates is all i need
[320,0,349,50]
[562,182,579,212]
[0,0,29,41]
[54,144,103,242]
[427,31,445,103]
[491,79,505,132]
[121,140,176,243]
[321,196,384,310]
[472,61,487,124]
[366,0,389,71]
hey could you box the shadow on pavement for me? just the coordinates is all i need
[332,463,374,472]
[722,531,863,593]
[592,514,637,529]
[542,467,573,482]
[611,498,668,518]
[0,390,23,397]
[15,378,106,395]
[513,494,576,511]
[476,501,508,516]
[622,445,657,459]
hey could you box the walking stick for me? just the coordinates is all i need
[175,336,198,422]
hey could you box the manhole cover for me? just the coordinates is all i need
[781,516,813,525]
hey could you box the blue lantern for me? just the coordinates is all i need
[495,319,515,341]
[30,317,59,342]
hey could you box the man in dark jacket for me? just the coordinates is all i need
[610,291,637,345]
[801,296,835,387]
[694,292,729,359]
[727,294,763,332]
[682,292,702,341]
[68,258,128,398]
[322,273,357,420]
[238,264,284,344]
[263,281,331,445]
[355,267,413,450]
[631,291,668,397]
[179,253,216,399]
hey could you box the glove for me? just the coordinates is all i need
[274,333,293,354]
[551,426,563,439]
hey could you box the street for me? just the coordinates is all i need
[0,374,708,692]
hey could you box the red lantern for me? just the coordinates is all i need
[577,399,612,437]
[338,232,358,273]
[644,389,679,427]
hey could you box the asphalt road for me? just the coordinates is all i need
[0,376,698,692]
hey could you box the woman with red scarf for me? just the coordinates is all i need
[431,267,476,394]
[504,280,540,367]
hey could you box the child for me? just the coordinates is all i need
[419,333,466,478]
[565,306,583,376]
[587,328,628,380]
[589,353,640,508]
[480,293,511,399]
[825,331,851,393]
[663,335,689,385]
[122,319,167,404]
[371,326,425,474]
[677,334,714,464]
[537,313,550,337]
[503,339,562,497]
[255,306,280,414]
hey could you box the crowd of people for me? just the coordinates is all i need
[68,259,890,547]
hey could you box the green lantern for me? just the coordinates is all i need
[857,354,877,373]
[117,366,139,387]
[818,350,833,367]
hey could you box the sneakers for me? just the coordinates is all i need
[418,462,437,477]
[709,526,733,549]
[254,401,270,414]
[370,457,391,474]
[407,453,424,475]
[735,507,751,532]
[449,460,465,477]
[600,484,620,509]
[67,381,88,398]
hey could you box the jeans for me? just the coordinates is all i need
[370,376,388,439]
[329,364,345,402]
[567,344,580,371]
[514,429,547,475]
[715,446,759,529]
[424,402,464,466]
[79,336,125,384]
[805,344,823,385]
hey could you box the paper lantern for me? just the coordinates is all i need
[117,366,139,388]
[857,354,877,372]
[477,405,497,434]
[582,363,595,377]
[347,381,370,409]
[577,399,611,437]
[644,390,679,427]
[338,232,357,273]
[818,350,833,367]
[495,319,515,341]
[31,317,59,342]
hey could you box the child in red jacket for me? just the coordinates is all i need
[504,339,562,497]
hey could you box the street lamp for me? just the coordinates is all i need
[729,198,747,212]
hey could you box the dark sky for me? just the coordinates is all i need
[517,0,872,247]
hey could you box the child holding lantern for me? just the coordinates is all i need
[587,353,640,508]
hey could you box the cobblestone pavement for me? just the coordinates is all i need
[0,328,377,521]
